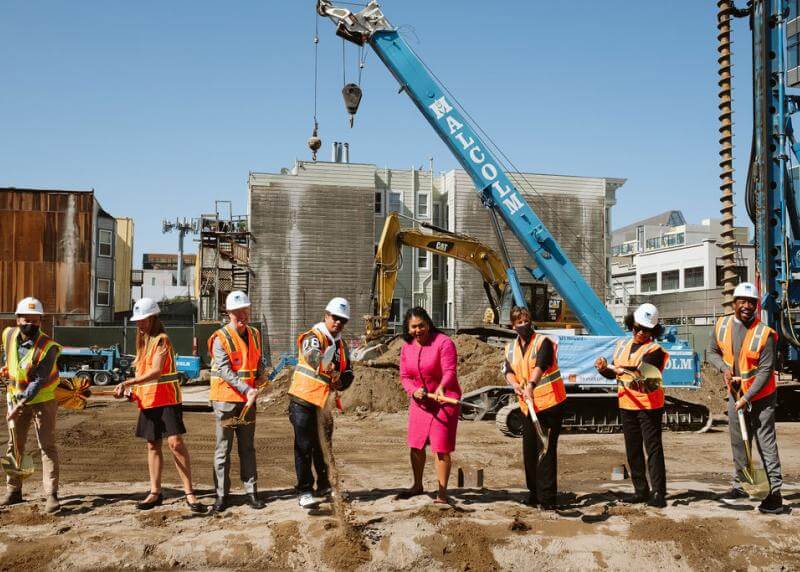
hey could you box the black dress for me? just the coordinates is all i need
[135,404,186,441]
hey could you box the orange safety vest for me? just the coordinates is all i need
[289,328,348,408]
[208,324,262,402]
[130,333,182,410]
[2,327,61,405]
[612,338,669,411]
[505,334,566,414]
[714,315,777,402]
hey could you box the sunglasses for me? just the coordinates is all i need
[330,315,349,325]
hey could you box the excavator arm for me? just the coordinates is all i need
[367,213,511,340]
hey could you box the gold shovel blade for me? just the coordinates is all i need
[0,452,34,479]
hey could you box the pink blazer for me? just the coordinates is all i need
[399,332,461,401]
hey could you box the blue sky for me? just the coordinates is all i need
[1,1,755,261]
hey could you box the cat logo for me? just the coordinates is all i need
[427,240,454,253]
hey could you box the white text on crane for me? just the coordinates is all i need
[428,96,524,215]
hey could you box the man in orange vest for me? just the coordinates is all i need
[208,291,264,513]
[288,297,354,509]
[708,282,784,514]
[502,306,566,509]
[2,297,62,513]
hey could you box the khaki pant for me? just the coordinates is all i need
[6,398,59,494]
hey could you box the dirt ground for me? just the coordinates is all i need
[1,396,800,571]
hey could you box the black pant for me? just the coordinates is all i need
[288,400,330,494]
[521,403,564,505]
[621,408,666,496]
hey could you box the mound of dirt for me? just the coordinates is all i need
[0,504,57,526]
[666,364,728,416]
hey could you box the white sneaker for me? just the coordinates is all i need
[298,493,321,509]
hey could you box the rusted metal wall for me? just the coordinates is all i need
[0,189,94,322]
[249,162,376,353]
[447,171,621,329]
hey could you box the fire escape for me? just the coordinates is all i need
[198,204,251,322]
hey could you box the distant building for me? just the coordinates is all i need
[609,210,754,325]
[132,253,196,303]
[0,187,127,327]
[114,217,134,315]
[248,157,623,352]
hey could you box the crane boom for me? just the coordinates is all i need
[317,0,622,336]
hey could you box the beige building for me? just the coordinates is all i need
[114,217,134,314]
[248,159,624,353]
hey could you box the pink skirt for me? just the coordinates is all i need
[406,399,459,453]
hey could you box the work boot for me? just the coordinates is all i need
[647,492,666,508]
[0,489,23,506]
[45,494,60,514]
[758,491,784,515]
[719,487,749,504]
[211,496,227,514]
[623,490,649,504]
[246,492,265,510]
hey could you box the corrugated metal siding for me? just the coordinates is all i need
[449,171,610,329]
[0,189,93,319]
[249,163,376,353]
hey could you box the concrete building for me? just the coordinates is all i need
[0,187,125,327]
[609,210,754,325]
[132,253,196,303]
[249,159,624,353]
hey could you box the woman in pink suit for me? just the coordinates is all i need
[397,307,461,504]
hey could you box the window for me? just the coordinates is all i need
[646,237,660,251]
[374,191,383,215]
[99,229,113,257]
[97,278,111,306]
[684,266,704,288]
[640,273,657,293]
[388,191,402,214]
[432,203,441,226]
[636,225,645,252]
[716,265,748,286]
[389,299,401,323]
[662,270,679,291]
[416,192,429,218]
[432,254,440,281]
[417,249,429,270]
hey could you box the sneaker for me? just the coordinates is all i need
[758,491,784,515]
[315,486,332,499]
[298,493,321,509]
[720,487,749,504]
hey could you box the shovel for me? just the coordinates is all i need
[426,393,488,411]
[525,397,550,462]
[1,406,34,480]
[733,387,769,495]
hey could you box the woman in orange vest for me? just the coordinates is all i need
[114,298,205,513]
[595,303,669,508]
[503,306,566,509]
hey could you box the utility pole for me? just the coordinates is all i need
[162,218,199,288]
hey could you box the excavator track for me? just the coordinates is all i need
[492,391,711,438]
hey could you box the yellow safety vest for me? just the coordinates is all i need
[2,327,61,405]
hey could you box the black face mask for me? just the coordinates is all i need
[515,324,533,340]
[20,324,39,338]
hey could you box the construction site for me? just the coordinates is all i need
[3,1,800,570]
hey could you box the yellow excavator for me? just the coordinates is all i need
[363,212,572,345]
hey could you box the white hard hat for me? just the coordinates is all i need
[733,282,759,300]
[633,303,659,329]
[226,290,251,311]
[325,297,351,320]
[15,297,44,316]
[131,297,160,321]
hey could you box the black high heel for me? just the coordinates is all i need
[136,492,163,510]
[185,492,207,514]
